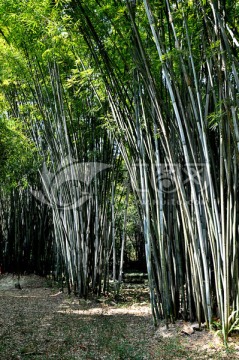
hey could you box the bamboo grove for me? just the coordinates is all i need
[0,0,238,344]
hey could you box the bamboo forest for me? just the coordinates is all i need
[0,0,239,358]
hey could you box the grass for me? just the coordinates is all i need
[154,337,193,360]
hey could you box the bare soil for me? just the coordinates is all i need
[0,274,238,359]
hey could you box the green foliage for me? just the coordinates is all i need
[0,112,38,189]
[228,311,239,334]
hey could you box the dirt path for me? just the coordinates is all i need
[0,275,238,359]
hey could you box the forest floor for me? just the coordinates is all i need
[0,274,239,360]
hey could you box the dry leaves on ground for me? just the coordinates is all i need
[0,275,238,359]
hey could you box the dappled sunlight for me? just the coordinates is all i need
[57,305,151,316]
[0,294,39,298]
[49,291,64,297]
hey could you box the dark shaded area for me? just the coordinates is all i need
[0,189,55,276]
